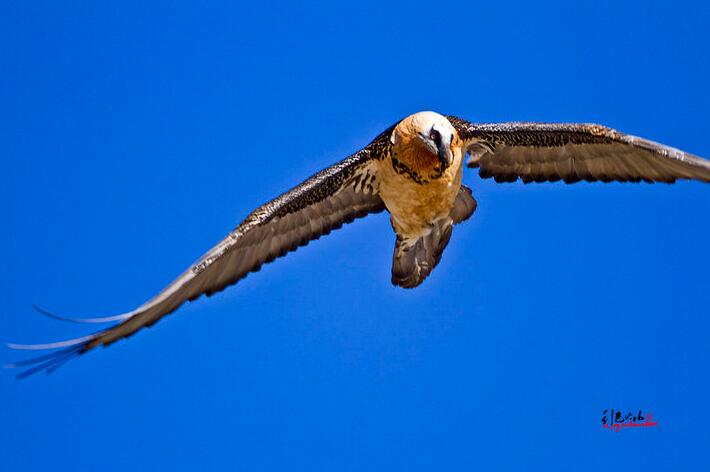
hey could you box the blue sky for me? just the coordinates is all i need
[2,1,709,470]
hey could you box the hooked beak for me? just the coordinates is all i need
[436,140,453,169]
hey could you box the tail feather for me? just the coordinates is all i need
[391,219,453,289]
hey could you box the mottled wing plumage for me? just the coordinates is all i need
[8,126,395,377]
[447,116,710,184]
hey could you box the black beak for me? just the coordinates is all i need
[436,141,452,169]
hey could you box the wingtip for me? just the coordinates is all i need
[31,304,68,322]
[31,304,133,324]
[6,333,98,351]
[4,344,86,379]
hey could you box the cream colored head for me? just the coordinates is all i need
[391,111,458,179]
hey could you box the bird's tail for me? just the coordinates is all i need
[391,218,453,289]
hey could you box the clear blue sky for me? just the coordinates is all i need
[2,1,709,470]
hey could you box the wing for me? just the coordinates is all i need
[6,125,395,378]
[447,117,710,184]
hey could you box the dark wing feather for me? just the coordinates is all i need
[7,126,394,377]
[447,117,710,184]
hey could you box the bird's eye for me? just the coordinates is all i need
[429,129,441,142]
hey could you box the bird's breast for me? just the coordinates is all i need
[377,151,464,239]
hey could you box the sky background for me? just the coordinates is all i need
[2,1,710,470]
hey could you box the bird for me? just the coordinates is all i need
[6,111,710,378]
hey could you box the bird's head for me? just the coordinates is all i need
[391,111,458,180]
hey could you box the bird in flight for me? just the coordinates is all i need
[7,111,710,377]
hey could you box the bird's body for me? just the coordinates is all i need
[7,111,710,377]
[378,112,466,240]
[378,161,461,237]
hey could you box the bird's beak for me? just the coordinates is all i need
[436,141,453,169]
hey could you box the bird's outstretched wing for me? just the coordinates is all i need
[6,125,395,378]
[447,117,710,184]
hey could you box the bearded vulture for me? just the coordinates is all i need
[7,111,710,377]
